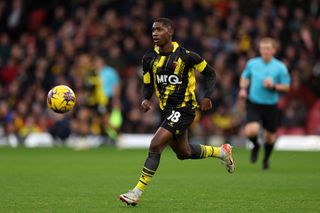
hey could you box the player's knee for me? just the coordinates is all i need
[176,151,192,160]
[264,132,276,144]
[244,127,255,137]
[244,123,259,136]
[176,154,188,160]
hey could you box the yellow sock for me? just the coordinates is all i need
[135,167,155,191]
[200,145,220,158]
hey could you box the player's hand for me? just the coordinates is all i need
[200,98,212,111]
[238,88,247,99]
[263,78,274,89]
[141,99,152,112]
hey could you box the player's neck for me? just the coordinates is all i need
[262,57,273,63]
[158,41,174,54]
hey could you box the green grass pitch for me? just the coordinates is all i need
[0,147,320,212]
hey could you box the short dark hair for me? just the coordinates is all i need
[260,37,277,49]
[154,17,173,30]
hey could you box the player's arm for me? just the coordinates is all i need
[239,61,251,99]
[240,77,250,89]
[200,64,216,99]
[273,83,290,92]
[239,77,250,99]
[274,64,290,93]
[190,51,216,111]
[141,55,154,112]
[264,64,290,93]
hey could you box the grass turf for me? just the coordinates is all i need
[0,147,319,212]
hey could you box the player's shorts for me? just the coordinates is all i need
[246,100,279,133]
[160,107,196,136]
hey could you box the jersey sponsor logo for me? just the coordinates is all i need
[156,74,182,85]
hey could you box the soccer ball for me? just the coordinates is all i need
[47,85,76,113]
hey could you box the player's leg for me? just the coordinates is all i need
[120,127,173,206]
[164,107,219,160]
[244,101,262,163]
[170,130,218,159]
[261,105,279,170]
[169,130,192,159]
[135,127,172,191]
[244,122,261,162]
[262,130,276,170]
[169,130,235,173]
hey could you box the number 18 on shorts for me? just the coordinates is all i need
[161,107,195,136]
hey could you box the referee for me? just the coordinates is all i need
[239,37,291,170]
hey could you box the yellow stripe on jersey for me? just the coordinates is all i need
[194,60,207,72]
[172,42,179,52]
[152,56,166,109]
[189,68,197,107]
[143,72,151,84]
[154,46,160,54]
[180,68,197,108]
[162,57,183,108]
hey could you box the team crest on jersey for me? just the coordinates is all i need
[172,61,178,69]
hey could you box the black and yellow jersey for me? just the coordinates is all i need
[142,42,216,110]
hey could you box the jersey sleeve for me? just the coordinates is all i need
[141,54,154,100]
[188,50,216,98]
[142,55,152,84]
[111,67,119,85]
[279,63,291,85]
[189,51,208,72]
[241,60,252,79]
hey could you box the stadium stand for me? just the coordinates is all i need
[0,0,320,146]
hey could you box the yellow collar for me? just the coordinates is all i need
[154,42,179,54]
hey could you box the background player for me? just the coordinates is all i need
[239,37,291,170]
[119,18,235,206]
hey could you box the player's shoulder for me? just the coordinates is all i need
[142,50,157,65]
[272,58,288,71]
[142,49,157,59]
[182,47,197,57]
[180,47,203,63]
[248,57,261,65]
[272,57,286,66]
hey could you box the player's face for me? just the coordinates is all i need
[152,22,172,46]
[259,42,276,61]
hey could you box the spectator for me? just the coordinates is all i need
[0,0,319,146]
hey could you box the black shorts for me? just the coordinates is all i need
[246,100,279,133]
[160,107,196,136]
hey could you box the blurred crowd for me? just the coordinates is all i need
[1,0,320,145]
